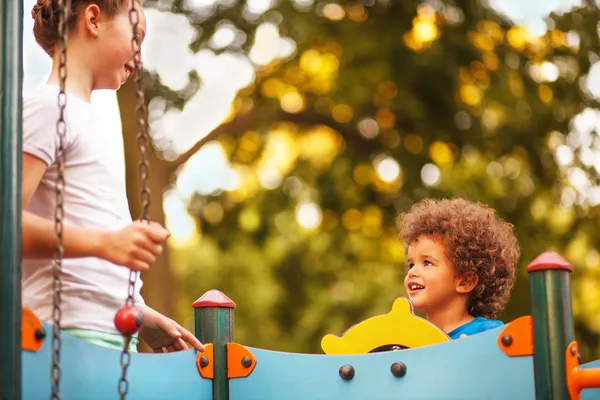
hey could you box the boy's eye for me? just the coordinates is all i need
[424,260,433,266]
[407,263,414,269]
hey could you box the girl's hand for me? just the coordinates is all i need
[101,220,170,271]
[139,306,204,353]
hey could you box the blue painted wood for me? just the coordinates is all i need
[581,360,600,400]
[22,322,212,400]
[230,327,535,400]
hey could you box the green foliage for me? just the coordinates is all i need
[147,0,600,360]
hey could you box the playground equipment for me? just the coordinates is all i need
[10,254,600,400]
[2,1,600,399]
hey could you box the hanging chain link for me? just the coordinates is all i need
[51,1,70,399]
[118,1,150,398]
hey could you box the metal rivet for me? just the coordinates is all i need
[571,346,577,356]
[34,327,46,341]
[391,362,407,378]
[200,356,209,368]
[241,356,252,368]
[339,365,355,380]
[501,335,513,347]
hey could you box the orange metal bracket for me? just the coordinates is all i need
[196,343,214,379]
[497,316,534,357]
[227,343,256,378]
[22,308,45,352]
[566,341,600,400]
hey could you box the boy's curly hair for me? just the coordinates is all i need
[397,197,520,319]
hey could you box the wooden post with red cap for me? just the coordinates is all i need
[193,290,236,400]
[527,251,575,400]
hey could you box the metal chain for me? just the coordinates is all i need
[51,1,70,399]
[118,1,150,398]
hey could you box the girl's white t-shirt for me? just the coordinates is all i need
[22,84,145,334]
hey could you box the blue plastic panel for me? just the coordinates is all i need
[23,322,599,399]
[581,359,600,400]
[230,327,535,400]
[22,322,212,400]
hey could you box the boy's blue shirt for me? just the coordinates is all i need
[448,317,503,339]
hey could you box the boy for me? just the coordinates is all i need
[397,197,520,338]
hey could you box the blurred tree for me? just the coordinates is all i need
[120,0,600,359]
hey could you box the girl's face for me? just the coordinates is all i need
[91,3,147,90]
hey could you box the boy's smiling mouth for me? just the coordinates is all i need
[407,282,425,293]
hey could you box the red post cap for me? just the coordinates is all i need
[193,289,236,309]
[527,251,573,273]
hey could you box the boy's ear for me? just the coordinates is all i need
[456,272,478,294]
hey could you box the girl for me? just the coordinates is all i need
[23,0,203,353]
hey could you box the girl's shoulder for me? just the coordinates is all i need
[23,85,93,166]
[24,85,92,112]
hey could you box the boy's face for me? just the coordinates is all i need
[404,235,462,315]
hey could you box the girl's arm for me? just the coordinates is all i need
[22,153,108,259]
[22,153,169,272]
[22,212,107,259]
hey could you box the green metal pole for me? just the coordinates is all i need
[527,252,575,400]
[193,290,236,400]
[0,0,24,399]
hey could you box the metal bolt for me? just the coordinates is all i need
[571,346,577,356]
[241,356,252,368]
[200,356,209,368]
[391,362,407,378]
[501,335,513,347]
[34,327,46,341]
[339,365,355,380]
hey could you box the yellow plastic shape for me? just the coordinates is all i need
[321,297,450,355]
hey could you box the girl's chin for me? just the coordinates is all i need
[95,82,122,91]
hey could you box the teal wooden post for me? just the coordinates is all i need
[193,290,236,400]
[0,0,24,399]
[527,252,575,400]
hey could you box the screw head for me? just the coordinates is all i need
[501,335,513,347]
[200,356,209,368]
[34,327,46,341]
[241,356,252,368]
[391,362,407,378]
[571,346,577,356]
[339,365,355,380]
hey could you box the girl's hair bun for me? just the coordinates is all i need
[32,0,60,57]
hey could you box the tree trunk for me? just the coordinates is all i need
[116,80,175,323]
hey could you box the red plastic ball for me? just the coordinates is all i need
[114,306,143,335]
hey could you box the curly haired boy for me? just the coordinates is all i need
[397,197,520,339]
